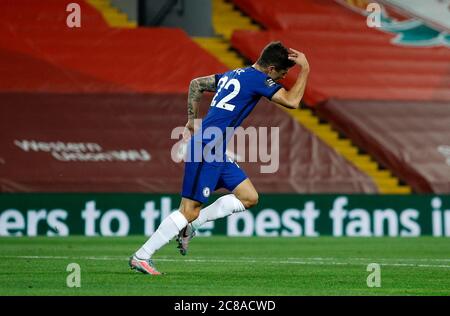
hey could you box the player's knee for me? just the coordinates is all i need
[242,192,259,209]
[181,206,201,222]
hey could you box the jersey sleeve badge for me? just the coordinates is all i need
[265,78,276,87]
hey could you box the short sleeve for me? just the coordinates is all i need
[255,77,282,100]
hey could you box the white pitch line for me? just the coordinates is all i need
[287,257,450,262]
[1,255,450,269]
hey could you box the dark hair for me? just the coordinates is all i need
[256,41,295,71]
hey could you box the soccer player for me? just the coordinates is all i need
[129,41,309,275]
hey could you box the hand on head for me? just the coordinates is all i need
[288,48,309,70]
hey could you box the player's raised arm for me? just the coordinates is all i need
[184,75,217,136]
[271,49,310,109]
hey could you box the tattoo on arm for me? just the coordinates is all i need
[187,75,216,121]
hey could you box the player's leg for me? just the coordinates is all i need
[231,178,259,209]
[175,198,201,255]
[174,161,222,255]
[177,160,257,255]
[130,156,215,274]
[133,197,201,256]
[190,178,257,231]
[129,197,197,274]
[191,159,257,229]
[179,197,203,222]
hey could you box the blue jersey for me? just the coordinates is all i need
[183,66,281,203]
[191,66,282,162]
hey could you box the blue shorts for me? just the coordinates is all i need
[181,156,248,204]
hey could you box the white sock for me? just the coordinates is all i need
[191,194,246,230]
[135,211,188,259]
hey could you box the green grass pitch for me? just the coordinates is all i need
[0,236,449,296]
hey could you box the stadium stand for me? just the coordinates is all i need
[196,0,410,194]
[231,0,450,193]
[0,16,228,92]
[318,100,450,193]
[233,29,450,104]
[0,94,377,193]
[231,0,450,104]
[0,0,382,193]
